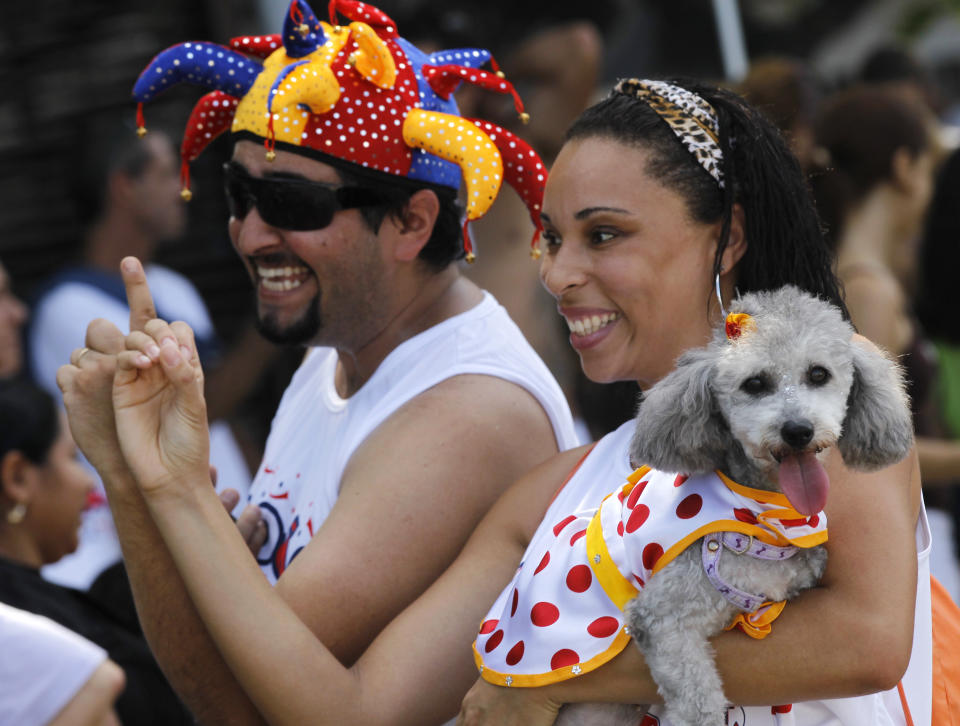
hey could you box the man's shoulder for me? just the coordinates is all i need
[374,373,558,449]
[342,372,565,501]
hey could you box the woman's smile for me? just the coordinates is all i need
[560,309,621,349]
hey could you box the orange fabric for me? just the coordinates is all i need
[931,575,960,725]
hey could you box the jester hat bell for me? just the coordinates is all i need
[132,0,547,260]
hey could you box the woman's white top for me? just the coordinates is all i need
[473,420,932,724]
[0,602,108,726]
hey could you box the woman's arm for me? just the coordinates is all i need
[458,445,921,719]
[149,447,586,725]
[111,311,589,726]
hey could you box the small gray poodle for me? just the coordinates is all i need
[557,285,913,726]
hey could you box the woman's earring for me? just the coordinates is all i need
[6,503,26,525]
[714,271,727,318]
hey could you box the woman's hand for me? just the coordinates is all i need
[456,678,561,726]
[113,312,211,500]
[57,319,128,480]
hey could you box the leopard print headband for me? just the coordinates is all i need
[614,78,725,188]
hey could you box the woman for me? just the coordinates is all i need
[68,78,925,724]
[0,381,194,725]
[810,85,960,601]
[811,85,934,328]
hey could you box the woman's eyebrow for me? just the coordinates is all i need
[540,206,631,226]
[574,206,631,220]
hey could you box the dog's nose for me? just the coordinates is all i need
[781,420,814,449]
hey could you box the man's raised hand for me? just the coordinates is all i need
[113,315,211,498]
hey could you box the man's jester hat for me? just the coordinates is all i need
[132,0,547,260]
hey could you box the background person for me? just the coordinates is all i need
[0,380,192,725]
[809,84,960,603]
[736,55,822,176]
[28,120,273,590]
[915,144,960,605]
[63,77,928,725]
[0,602,125,726]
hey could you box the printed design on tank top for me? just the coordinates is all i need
[254,473,312,579]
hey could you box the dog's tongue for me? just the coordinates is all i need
[778,451,829,515]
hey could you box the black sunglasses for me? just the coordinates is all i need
[223,161,388,231]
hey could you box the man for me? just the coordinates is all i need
[58,1,577,722]
[29,121,274,589]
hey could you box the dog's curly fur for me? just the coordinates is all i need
[556,286,913,726]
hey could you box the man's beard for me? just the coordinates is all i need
[255,294,322,346]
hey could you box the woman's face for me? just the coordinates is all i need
[539,136,724,388]
[27,414,94,565]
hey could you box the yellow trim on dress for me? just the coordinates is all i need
[473,630,633,688]
[626,465,651,485]
[587,493,641,609]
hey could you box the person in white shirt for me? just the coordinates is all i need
[56,1,577,722]
[0,603,124,726]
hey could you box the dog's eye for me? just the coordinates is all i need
[808,366,831,385]
[740,376,769,395]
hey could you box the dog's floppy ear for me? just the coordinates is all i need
[838,342,914,470]
[630,346,732,473]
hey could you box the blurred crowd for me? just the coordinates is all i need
[3,0,960,722]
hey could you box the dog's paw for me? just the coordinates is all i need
[809,544,828,577]
[785,545,827,598]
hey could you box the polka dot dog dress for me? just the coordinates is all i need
[473,422,828,688]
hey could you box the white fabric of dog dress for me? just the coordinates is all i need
[473,466,828,687]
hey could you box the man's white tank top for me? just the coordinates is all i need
[249,292,579,583]
[475,420,932,725]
